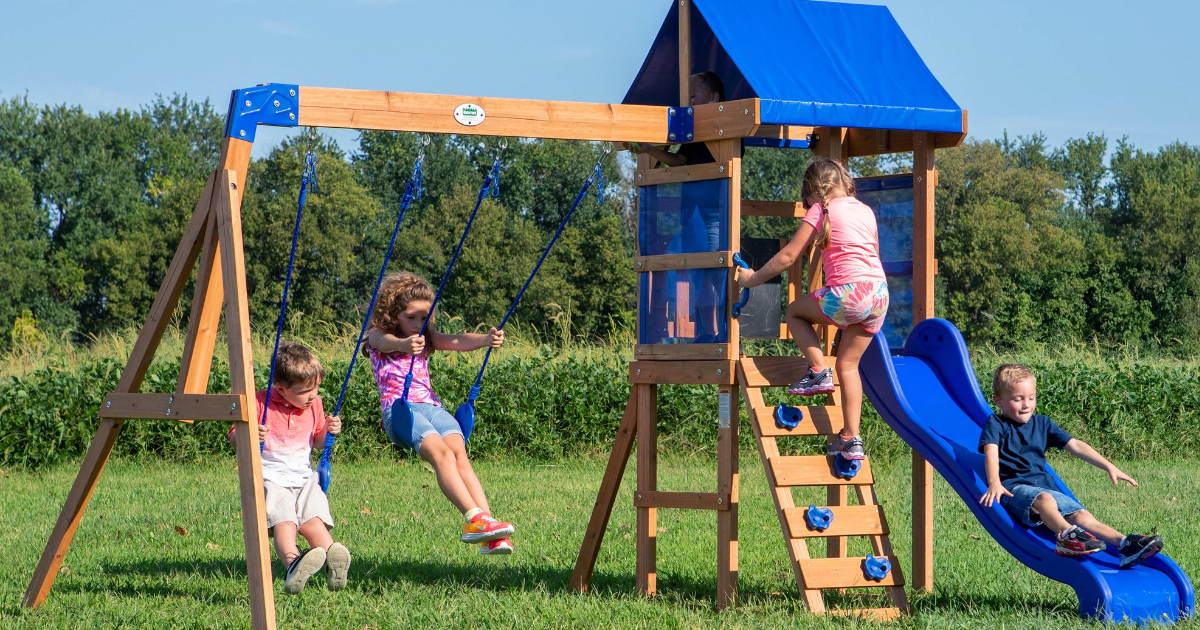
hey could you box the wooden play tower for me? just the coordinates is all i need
[23,1,964,627]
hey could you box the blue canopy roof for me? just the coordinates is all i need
[624,0,964,134]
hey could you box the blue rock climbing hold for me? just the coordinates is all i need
[804,504,834,531]
[774,405,804,429]
[832,453,861,479]
[863,554,892,581]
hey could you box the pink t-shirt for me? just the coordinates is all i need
[228,390,326,488]
[368,346,442,415]
[802,196,887,286]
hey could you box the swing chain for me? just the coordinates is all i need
[304,152,319,194]
[592,143,611,205]
[486,154,503,199]
[411,155,425,202]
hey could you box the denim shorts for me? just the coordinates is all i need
[1001,484,1086,528]
[382,401,462,454]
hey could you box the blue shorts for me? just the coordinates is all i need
[1001,484,1086,528]
[382,401,462,454]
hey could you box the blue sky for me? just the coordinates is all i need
[3,0,1197,158]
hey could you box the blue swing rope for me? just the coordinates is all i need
[317,148,427,479]
[463,145,611,406]
[259,152,318,450]
[400,145,505,403]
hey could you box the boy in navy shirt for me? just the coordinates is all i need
[978,364,1162,567]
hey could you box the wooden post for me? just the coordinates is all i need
[635,383,658,597]
[911,131,937,592]
[678,0,691,107]
[716,384,739,608]
[571,388,640,592]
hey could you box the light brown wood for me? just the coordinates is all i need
[634,251,734,272]
[571,388,639,592]
[634,343,733,361]
[629,360,735,385]
[299,87,670,143]
[742,199,805,218]
[912,131,937,594]
[635,161,731,186]
[635,384,658,597]
[754,404,845,437]
[783,505,887,539]
[98,393,248,422]
[739,355,835,388]
[838,126,967,158]
[751,124,816,140]
[692,99,759,141]
[738,365,826,613]
[678,0,691,108]
[771,456,874,487]
[634,490,729,511]
[214,169,275,630]
[856,485,911,612]
[799,556,904,589]
[178,201,223,401]
[912,452,935,592]
[724,138,742,354]
[716,383,739,609]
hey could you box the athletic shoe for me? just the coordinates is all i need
[1118,533,1163,569]
[284,547,327,594]
[1055,526,1104,557]
[461,513,515,544]
[325,542,351,591]
[480,538,514,556]
[827,433,865,461]
[788,367,834,396]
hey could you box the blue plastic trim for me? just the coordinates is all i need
[804,505,834,531]
[774,405,803,429]
[742,137,811,149]
[863,554,892,581]
[731,252,750,318]
[224,83,300,142]
[666,105,694,143]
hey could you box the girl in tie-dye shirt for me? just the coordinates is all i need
[365,272,516,554]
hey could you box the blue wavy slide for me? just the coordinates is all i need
[858,318,1194,624]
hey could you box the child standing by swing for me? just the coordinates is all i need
[736,157,889,461]
[365,272,515,554]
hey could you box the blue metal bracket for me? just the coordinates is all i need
[804,504,834,531]
[666,106,694,143]
[863,554,892,581]
[742,137,812,150]
[832,453,861,479]
[774,405,804,430]
[224,83,300,143]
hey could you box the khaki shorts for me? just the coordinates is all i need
[264,475,334,531]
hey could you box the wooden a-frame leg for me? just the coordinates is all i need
[178,208,224,399]
[215,169,275,630]
[23,174,217,609]
[571,387,639,592]
[635,384,658,597]
[716,384,739,609]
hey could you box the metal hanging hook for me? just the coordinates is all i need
[499,137,509,151]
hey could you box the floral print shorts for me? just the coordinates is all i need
[810,281,890,334]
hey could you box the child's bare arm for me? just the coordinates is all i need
[736,222,817,288]
[622,142,686,167]
[429,328,504,352]
[979,443,1013,506]
[1064,438,1138,486]
[368,329,424,355]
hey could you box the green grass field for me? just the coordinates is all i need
[2,452,1196,629]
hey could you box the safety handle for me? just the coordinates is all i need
[731,252,751,318]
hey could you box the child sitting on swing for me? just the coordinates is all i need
[365,272,514,554]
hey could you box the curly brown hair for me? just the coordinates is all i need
[801,157,857,250]
[367,272,437,352]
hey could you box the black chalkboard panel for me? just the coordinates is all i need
[738,238,784,339]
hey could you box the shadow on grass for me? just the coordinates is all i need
[909,585,1077,618]
[50,557,256,604]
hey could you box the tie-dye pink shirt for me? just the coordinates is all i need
[802,196,887,286]
[368,347,443,415]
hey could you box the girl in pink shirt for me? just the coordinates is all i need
[736,158,889,461]
[365,272,515,554]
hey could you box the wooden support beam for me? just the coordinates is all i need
[634,343,732,361]
[771,455,874,487]
[298,87,671,143]
[912,131,937,593]
[678,0,691,107]
[856,485,912,612]
[98,393,248,422]
[799,556,903,589]
[716,383,739,609]
[634,490,730,511]
[634,251,733,272]
[753,405,844,437]
[635,161,731,186]
[692,99,760,141]
[751,124,816,140]
[571,388,639,592]
[635,384,658,598]
[783,505,887,539]
[743,199,804,218]
[629,360,735,385]
[177,204,223,403]
[739,355,835,388]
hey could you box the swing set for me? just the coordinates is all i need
[25,1,970,628]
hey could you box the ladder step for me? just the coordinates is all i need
[771,455,874,486]
[800,556,904,589]
[827,607,904,621]
[741,355,837,388]
[783,505,888,538]
[754,405,844,436]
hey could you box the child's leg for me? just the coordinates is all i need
[419,434,479,514]
[443,433,490,514]
[298,517,334,551]
[832,325,874,438]
[785,297,830,370]
[272,522,301,565]
[1030,492,1072,535]
[1066,510,1124,546]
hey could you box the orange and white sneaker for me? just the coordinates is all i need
[480,538,513,555]
[461,513,515,544]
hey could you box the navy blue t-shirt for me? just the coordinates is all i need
[977,413,1073,492]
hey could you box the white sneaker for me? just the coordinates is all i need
[284,547,326,594]
[325,542,351,591]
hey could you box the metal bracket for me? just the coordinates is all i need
[742,137,812,150]
[666,106,694,143]
[224,83,300,142]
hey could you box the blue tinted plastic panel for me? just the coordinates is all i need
[742,137,811,149]
[639,268,730,345]
[224,83,300,142]
[858,175,914,351]
[883,274,913,351]
[639,179,729,256]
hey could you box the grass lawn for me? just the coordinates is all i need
[1,452,1196,629]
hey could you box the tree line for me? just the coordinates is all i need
[1,94,1197,355]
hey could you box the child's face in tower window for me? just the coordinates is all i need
[399,300,432,338]
[689,77,718,106]
[996,377,1037,424]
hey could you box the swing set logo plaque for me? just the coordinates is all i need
[454,103,486,126]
